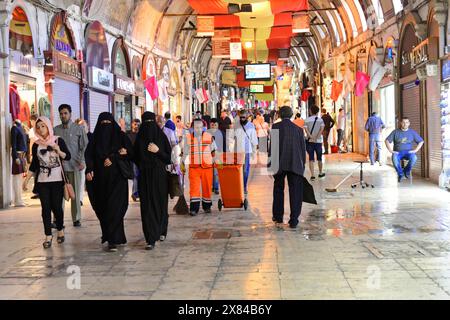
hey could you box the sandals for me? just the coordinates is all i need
[57,235,65,244]
[43,237,53,249]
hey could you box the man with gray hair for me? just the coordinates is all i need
[54,104,88,227]
[269,106,306,229]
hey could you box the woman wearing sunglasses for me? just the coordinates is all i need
[23,117,71,249]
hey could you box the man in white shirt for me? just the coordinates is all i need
[337,108,346,152]
[305,105,325,180]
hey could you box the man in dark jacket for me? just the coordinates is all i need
[321,108,335,154]
[269,106,306,229]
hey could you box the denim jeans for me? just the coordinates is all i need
[243,153,251,193]
[369,134,383,164]
[392,150,417,177]
[213,168,219,192]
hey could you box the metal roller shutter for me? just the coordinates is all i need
[52,78,81,126]
[427,75,442,182]
[402,82,422,176]
[89,91,110,133]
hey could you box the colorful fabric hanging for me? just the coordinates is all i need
[331,80,343,102]
[355,71,370,97]
[144,76,159,100]
[301,89,311,102]
[369,60,386,91]
[342,67,355,97]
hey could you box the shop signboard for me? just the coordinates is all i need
[89,66,114,93]
[230,42,242,60]
[46,50,82,81]
[115,74,136,95]
[442,56,450,83]
[410,37,439,69]
[10,50,39,78]
[197,16,214,37]
[213,39,230,58]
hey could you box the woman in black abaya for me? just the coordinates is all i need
[85,112,134,252]
[134,112,172,250]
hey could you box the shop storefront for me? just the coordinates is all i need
[44,11,82,126]
[8,6,40,129]
[425,19,442,183]
[112,38,133,131]
[439,55,450,189]
[399,23,423,177]
[84,21,113,131]
[132,56,145,121]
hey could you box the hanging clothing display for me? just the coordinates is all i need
[342,68,355,97]
[369,60,386,91]
[355,71,370,97]
[301,89,311,102]
[9,84,21,121]
[331,80,343,102]
[39,96,51,119]
[144,76,159,100]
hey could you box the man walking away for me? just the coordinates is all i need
[269,106,306,229]
[54,104,88,227]
[385,117,424,182]
[128,119,141,201]
[365,112,385,166]
[337,108,346,152]
[305,106,325,180]
[321,108,335,154]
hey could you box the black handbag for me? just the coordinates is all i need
[168,173,183,199]
[302,176,317,205]
[117,156,134,180]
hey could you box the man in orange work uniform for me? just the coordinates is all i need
[184,119,218,216]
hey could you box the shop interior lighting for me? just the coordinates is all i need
[244,41,253,49]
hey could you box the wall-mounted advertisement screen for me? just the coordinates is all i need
[245,63,271,81]
[249,84,264,93]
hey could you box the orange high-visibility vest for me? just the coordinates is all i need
[188,132,214,168]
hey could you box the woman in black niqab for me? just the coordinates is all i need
[134,112,172,250]
[86,112,134,252]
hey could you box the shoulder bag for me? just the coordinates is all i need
[306,117,318,143]
[58,156,75,202]
[116,153,134,180]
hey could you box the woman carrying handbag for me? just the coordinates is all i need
[23,117,71,249]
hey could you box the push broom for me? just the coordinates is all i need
[325,165,360,193]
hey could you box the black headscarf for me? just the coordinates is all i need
[93,112,122,160]
[134,112,170,167]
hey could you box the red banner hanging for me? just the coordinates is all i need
[197,16,215,37]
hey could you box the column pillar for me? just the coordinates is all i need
[0,1,12,208]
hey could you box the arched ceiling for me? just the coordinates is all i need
[53,0,405,76]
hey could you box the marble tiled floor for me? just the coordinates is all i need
[1,153,450,300]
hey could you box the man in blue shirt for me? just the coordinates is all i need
[385,117,424,182]
[365,112,386,166]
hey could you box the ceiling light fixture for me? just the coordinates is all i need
[244,41,253,49]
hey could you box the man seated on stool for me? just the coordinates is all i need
[385,117,424,183]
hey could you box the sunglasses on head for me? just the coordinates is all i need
[39,146,54,155]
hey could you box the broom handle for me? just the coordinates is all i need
[334,165,360,189]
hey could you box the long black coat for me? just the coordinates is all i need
[269,119,306,176]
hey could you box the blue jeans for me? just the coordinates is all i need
[213,168,219,192]
[392,151,417,177]
[243,153,251,193]
[369,134,382,164]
